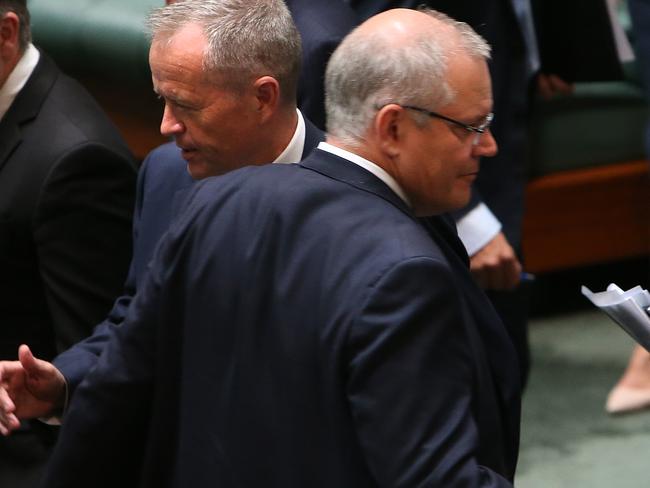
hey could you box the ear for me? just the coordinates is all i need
[252,76,281,120]
[0,12,20,53]
[374,104,408,158]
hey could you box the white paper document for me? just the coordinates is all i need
[582,283,650,350]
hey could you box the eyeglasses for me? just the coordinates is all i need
[399,104,494,146]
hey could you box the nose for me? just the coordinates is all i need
[473,128,498,158]
[160,105,185,137]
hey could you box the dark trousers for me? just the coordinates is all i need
[0,422,58,488]
[487,283,531,390]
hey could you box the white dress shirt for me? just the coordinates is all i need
[273,109,306,164]
[316,141,411,207]
[0,43,40,121]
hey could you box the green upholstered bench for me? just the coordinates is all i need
[522,75,649,273]
[27,0,650,273]
[29,0,166,160]
[529,81,646,177]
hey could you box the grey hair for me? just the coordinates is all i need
[146,0,302,104]
[0,0,31,52]
[325,8,491,147]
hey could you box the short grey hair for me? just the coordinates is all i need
[0,0,31,52]
[325,8,491,146]
[146,0,302,104]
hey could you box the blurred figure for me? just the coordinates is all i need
[284,0,359,129]
[605,0,650,415]
[0,0,136,485]
[629,0,650,156]
[41,8,520,487]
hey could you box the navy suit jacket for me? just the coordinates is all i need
[53,117,324,392]
[285,0,359,130]
[44,149,520,487]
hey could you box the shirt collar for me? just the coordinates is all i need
[0,43,40,121]
[273,109,305,164]
[316,141,411,207]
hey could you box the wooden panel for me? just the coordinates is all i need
[523,160,650,273]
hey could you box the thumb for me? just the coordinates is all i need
[18,345,48,378]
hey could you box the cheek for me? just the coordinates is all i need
[187,115,221,146]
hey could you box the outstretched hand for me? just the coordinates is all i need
[0,345,67,435]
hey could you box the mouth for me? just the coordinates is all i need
[178,146,198,161]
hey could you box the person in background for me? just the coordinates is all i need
[41,8,520,487]
[284,0,359,130]
[604,0,650,415]
[0,0,136,485]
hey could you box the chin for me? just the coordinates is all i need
[187,161,210,181]
[445,186,472,212]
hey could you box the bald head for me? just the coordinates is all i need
[355,8,456,50]
[325,8,490,146]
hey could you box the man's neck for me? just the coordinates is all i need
[0,49,23,88]
[265,107,299,162]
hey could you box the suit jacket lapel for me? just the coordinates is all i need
[0,125,21,173]
[0,52,58,173]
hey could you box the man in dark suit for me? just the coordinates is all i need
[284,0,359,129]
[349,0,533,385]
[0,0,136,484]
[0,0,322,433]
[41,8,521,487]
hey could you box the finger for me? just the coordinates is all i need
[0,386,15,414]
[537,74,553,100]
[0,387,19,434]
[548,74,573,95]
[485,264,507,290]
[18,344,35,369]
[0,412,21,435]
[0,360,26,389]
[18,345,47,378]
[470,266,489,289]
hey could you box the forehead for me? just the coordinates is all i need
[443,55,492,115]
[149,23,208,87]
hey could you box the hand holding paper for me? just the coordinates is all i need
[582,283,650,350]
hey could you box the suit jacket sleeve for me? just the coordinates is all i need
[42,218,178,488]
[346,256,513,487]
[34,142,136,355]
